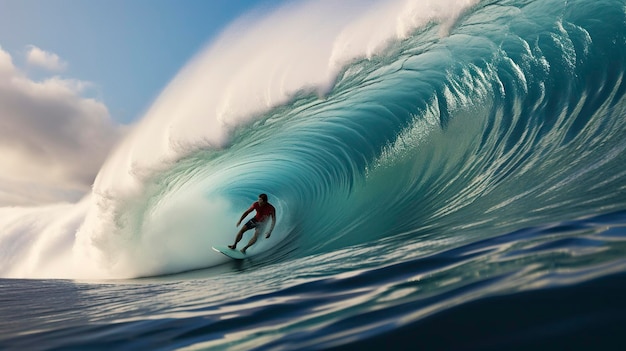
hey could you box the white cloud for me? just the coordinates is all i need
[25,45,67,72]
[0,46,124,206]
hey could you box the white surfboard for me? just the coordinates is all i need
[212,245,247,260]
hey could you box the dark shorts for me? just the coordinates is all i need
[244,218,260,230]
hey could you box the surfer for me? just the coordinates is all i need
[228,193,276,254]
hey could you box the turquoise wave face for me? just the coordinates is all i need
[162,0,625,262]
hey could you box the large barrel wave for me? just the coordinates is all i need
[1,0,625,280]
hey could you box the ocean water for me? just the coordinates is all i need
[2,0,626,350]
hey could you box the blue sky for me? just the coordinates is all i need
[0,0,287,205]
[0,0,282,123]
[0,0,475,206]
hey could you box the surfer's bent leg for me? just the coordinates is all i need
[229,227,246,249]
[230,219,257,249]
[241,221,268,253]
[241,228,260,254]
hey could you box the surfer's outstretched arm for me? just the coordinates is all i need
[236,208,253,227]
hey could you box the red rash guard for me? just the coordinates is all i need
[250,202,275,222]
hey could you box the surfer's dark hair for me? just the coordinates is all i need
[259,194,268,202]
